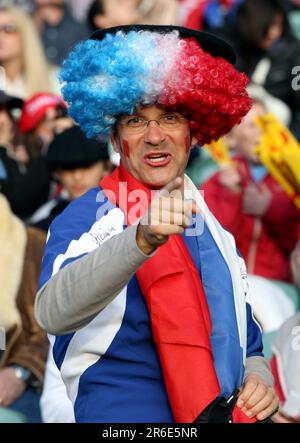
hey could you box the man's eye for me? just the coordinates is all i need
[127,117,144,126]
[162,114,178,122]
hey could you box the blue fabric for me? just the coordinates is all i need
[74,277,173,423]
[39,187,113,289]
[245,303,263,357]
[184,216,263,397]
[9,387,42,423]
[250,164,268,183]
[53,332,75,369]
[204,1,225,29]
[184,217,243,397]
[0,159,7,180]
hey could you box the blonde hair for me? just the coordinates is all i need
[0,6,53,97]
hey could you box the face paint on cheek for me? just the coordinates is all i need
[185,134,191,153]
[122,139,130,157]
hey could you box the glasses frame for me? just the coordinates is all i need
[118,113,188,133]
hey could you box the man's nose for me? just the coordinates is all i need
[144,121,166,145]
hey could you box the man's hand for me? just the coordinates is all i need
[136,177,200,255]
[243,183,272,216]
[237,374,279,421]
[0,367,26,407]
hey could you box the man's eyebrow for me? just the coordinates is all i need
[130,111,177,118]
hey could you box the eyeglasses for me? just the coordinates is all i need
[118,112,188,133]
[0,24,19,35]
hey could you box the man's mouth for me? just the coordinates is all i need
[144,153,172,167]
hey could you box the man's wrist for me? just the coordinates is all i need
[136,224,157,255]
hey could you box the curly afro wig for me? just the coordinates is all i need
[60,25,251,145]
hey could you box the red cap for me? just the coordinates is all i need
[19,93,67,133]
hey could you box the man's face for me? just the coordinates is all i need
[112,104,192,189]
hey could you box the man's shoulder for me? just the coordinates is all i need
[56,187,101,218]
[49,186,121,237]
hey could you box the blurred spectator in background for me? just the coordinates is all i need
[271,310,300,423]
[202,100,300,282]
[65,0,94,23]
[182,0,238,31]
[87,0,178,32]
[271,242,300,423]
[0,194,48,423]
[215,0,300,140]
[0,6,55,99]
[0,92,72,219]
[186,83,292,189]
[0,89,22,150]
[283,0,300,40]
[29,125,111,232]
[32,0,89,66]
[19,92,71,162]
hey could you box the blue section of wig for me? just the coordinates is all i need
[60,31,161,140]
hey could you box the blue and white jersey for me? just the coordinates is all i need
[39,177,263,423]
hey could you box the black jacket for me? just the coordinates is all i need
[0,146,50,219]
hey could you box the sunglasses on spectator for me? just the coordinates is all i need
[0,24,19,34]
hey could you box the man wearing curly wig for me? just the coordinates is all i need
[34,25,278,423]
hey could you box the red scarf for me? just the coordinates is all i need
[100,164,253,423]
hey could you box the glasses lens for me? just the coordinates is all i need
[120,116,145,129]
[159,113,185,129]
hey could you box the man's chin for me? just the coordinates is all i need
[142,175,174,190]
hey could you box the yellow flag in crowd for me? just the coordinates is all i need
[255,113,300,209]
[205,113,300,209]
[205,137,233,166]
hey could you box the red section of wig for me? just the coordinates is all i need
[158,38,252,145]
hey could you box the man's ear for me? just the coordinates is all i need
[111,132,120,154]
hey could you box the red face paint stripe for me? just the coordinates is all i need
[185,134,191,153]
[122,139,130,157]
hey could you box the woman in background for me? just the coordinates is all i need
[0,6,56,99]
